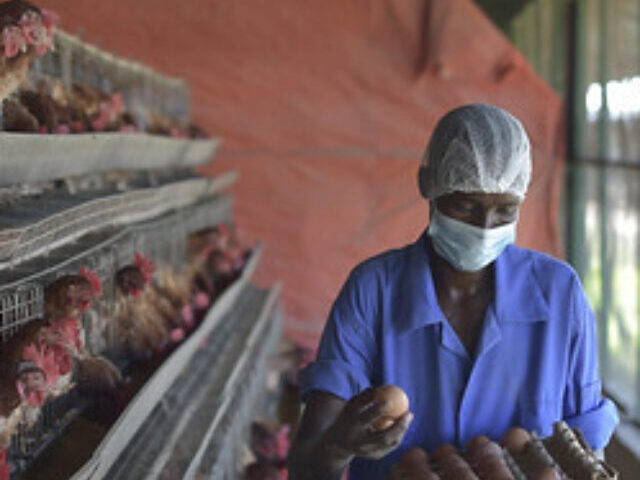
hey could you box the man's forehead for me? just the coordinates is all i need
[438,191,522,205]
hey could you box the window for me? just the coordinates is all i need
[510,0,640,422]
[571,0,640,420]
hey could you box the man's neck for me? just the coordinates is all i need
[426,236,493,300]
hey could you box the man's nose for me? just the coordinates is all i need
[479,210,498,229]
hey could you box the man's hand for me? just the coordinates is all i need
[322,388,414,461]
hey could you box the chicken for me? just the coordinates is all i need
[146,111,173,136]
[0,2,57,102]
[42,268,121,393]
[250,422,290,469]
[44,267,102,321]
[69,84,103,122]
[2,95,38,131]
[156,265,193,307]
[206,248,237,291]
[189,224,249,292]
[114,262,169,357]
[66,85,134,133]
[91,92,128,132]
[187,122,208,139]
[155,265,205,329]
[0,50,31,101]
[0,0,41,23]
[0,315,117,450]
[75,355,121,393]
[49,80,90,133]
[0,318,59,447]
[188,224,231,257]
[19,87,57,132]
[139,286,189,345]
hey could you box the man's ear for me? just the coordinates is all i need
[417,166,430,199]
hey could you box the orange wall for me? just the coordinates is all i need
[43,0,565,347]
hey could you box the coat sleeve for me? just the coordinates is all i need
[298,264,378,402]
[563,274,619,451]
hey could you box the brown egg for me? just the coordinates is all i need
[432,445,480,480]
[466,438,515,480]
[466,435,490,453]
[399,447,430,470]
[371,385,409,430]
[431,444,457,463]
[390,448,434,478]
[501,427,531,454]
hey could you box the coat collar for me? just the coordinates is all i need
[395,231,549,335]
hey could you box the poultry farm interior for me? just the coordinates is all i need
[0,1,631,479]
[0,1,291,479]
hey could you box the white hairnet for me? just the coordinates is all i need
[418,104,531,200]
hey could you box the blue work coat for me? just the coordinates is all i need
[299,232,618,479]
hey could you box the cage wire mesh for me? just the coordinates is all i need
[1,192,232,472]
[0,283,43,343]
[0,195,231,348]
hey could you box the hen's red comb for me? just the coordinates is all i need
[41,9,60,30]
[79,267,102,297]
[111,93,125,117]
[275,425,291,459]
[135,253,155,284]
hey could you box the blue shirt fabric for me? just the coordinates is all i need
[299,231,619,480]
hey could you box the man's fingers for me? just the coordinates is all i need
[343,387,376,416]
[371,411,414,443]
[353,387,377,409]
[359,401,389,427]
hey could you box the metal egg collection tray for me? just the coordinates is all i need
[101,283,282,480]
[0,134,219,189]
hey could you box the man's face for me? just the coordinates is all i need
[434,192,521,229]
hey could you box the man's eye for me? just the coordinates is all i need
[499,205,518,216]
[456,203,475,212]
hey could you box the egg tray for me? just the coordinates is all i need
[539,422,617,480]
[394,421,618,480]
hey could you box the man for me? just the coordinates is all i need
[287,104,618,479]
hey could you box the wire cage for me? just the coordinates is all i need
[43,30,191,126]
[201,297,283,479]
[1,193,233,475]
[8,386,83,462]
[0,283,44,344]
[0,195,231,346]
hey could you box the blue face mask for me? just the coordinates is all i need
[427,207,516,272]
